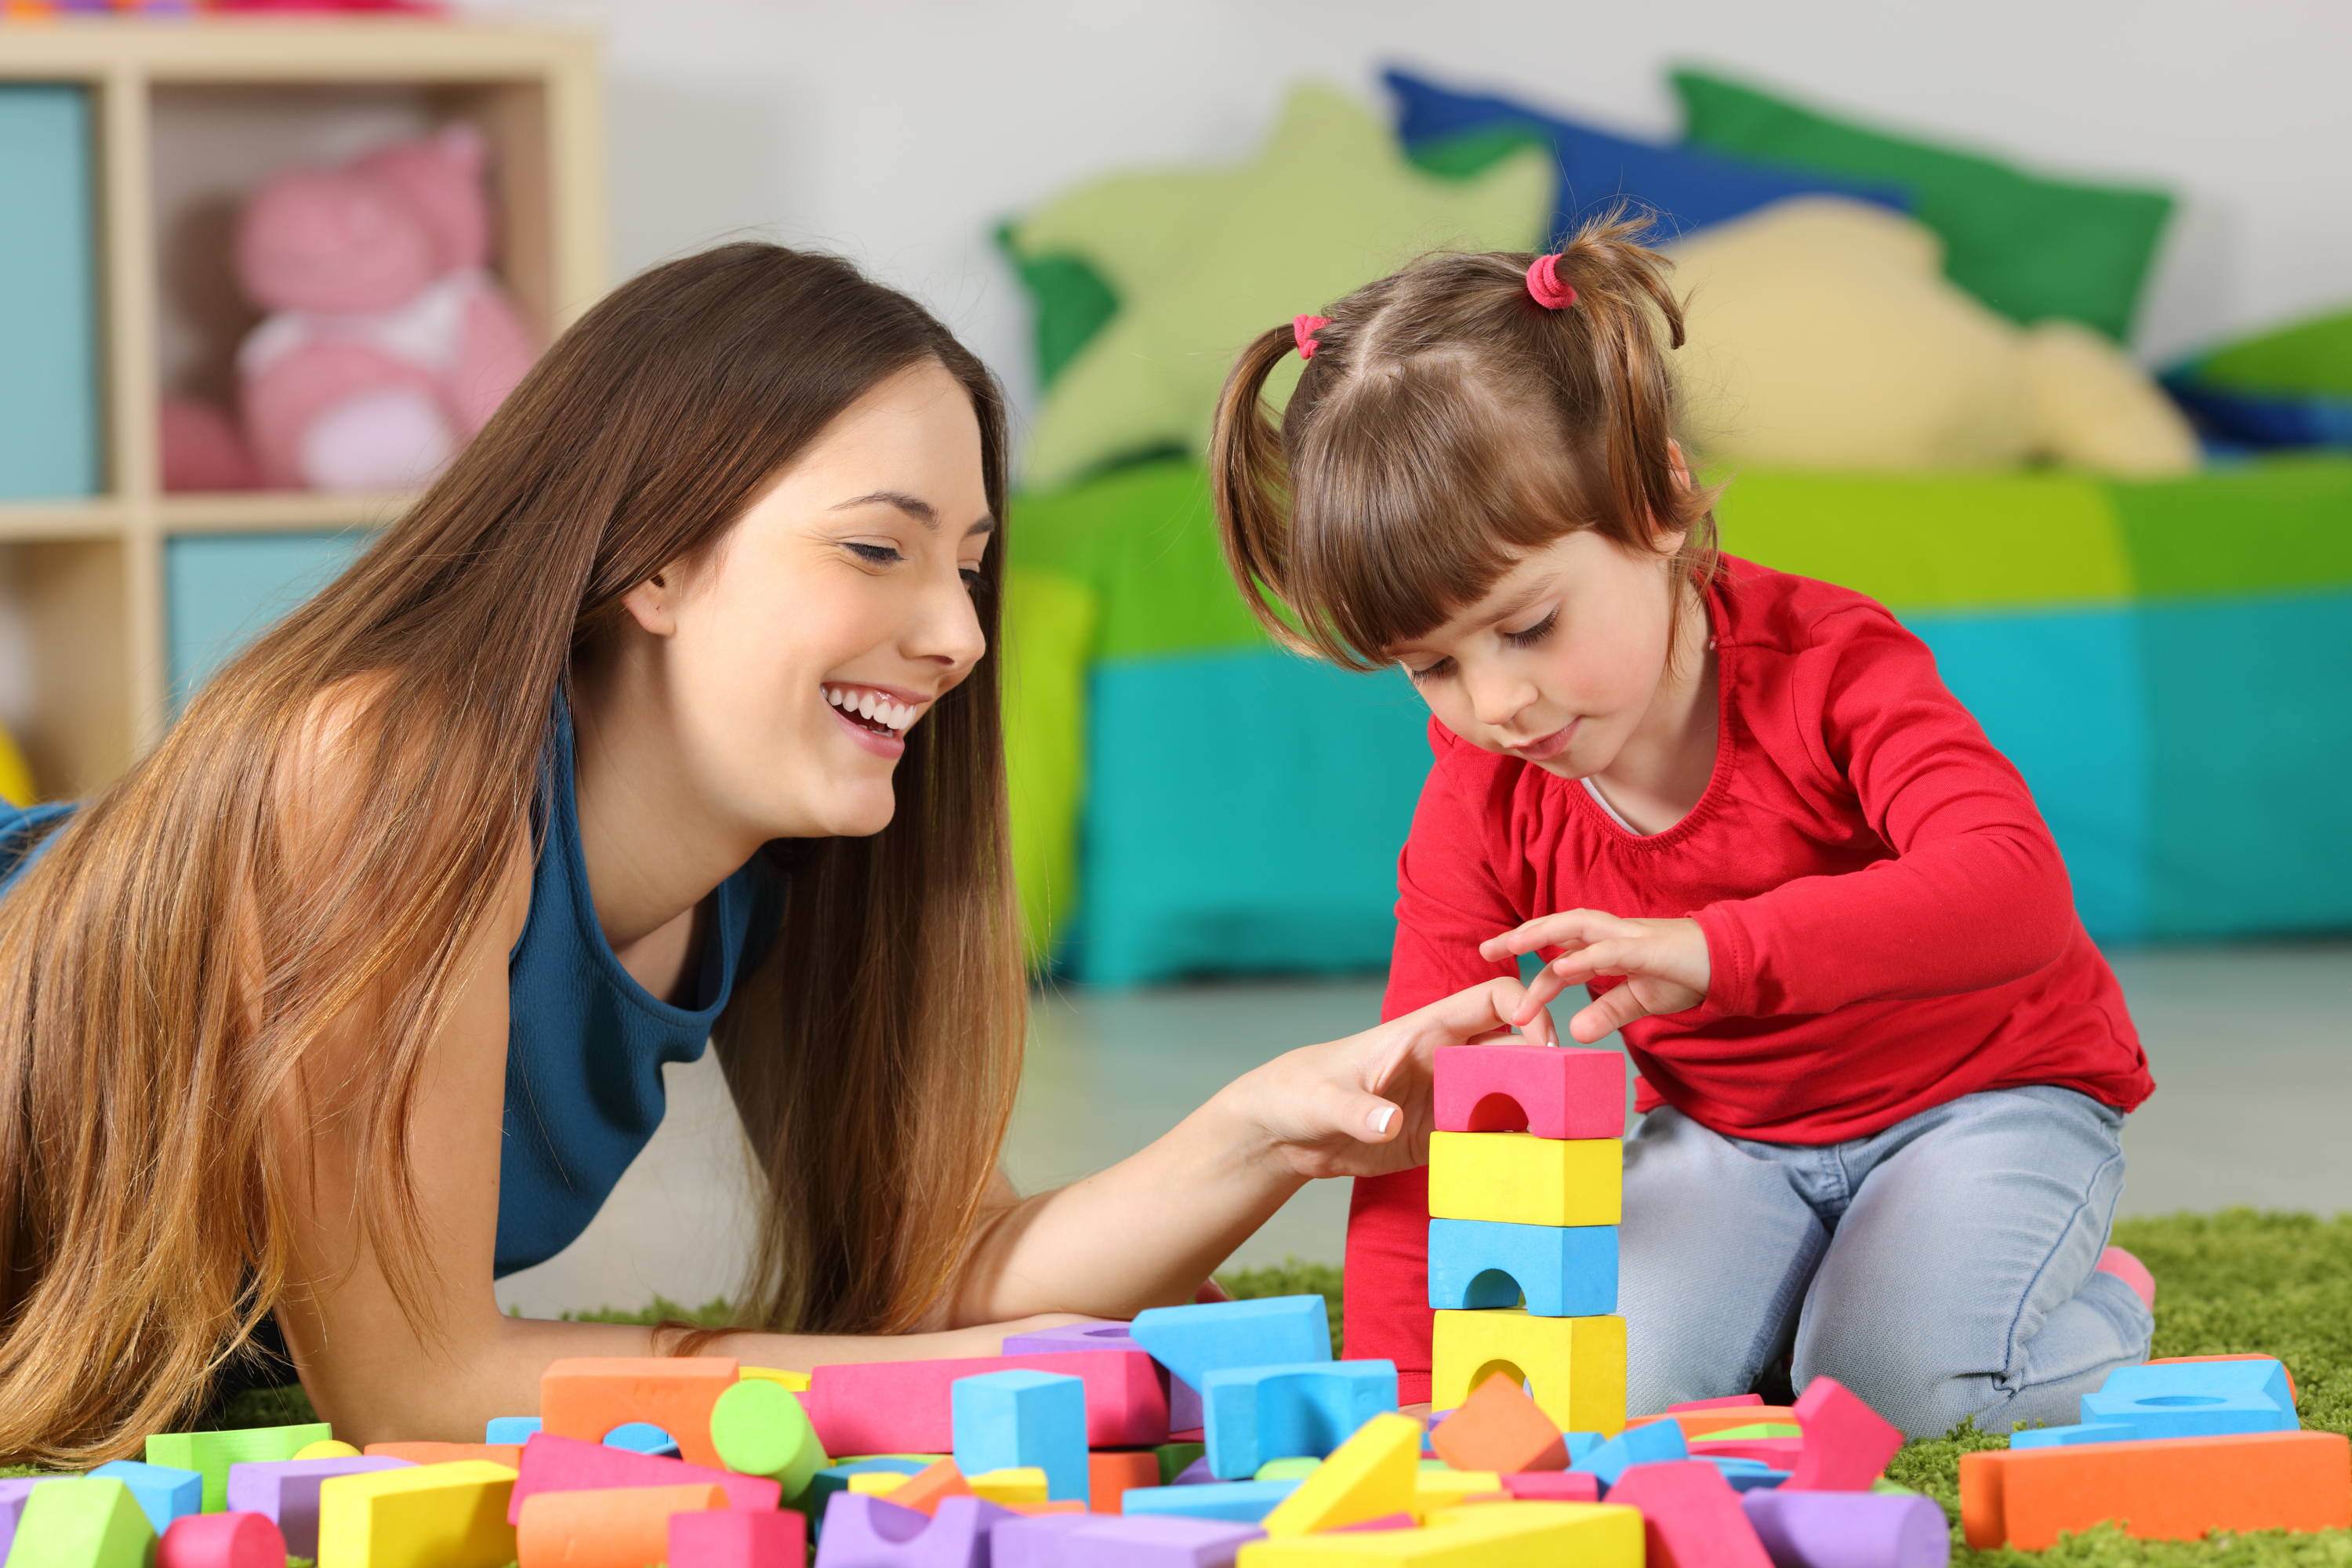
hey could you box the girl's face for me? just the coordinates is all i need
[1388,528,1683,781]
[637,360,993,842]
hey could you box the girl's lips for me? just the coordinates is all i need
[829,699,906,759]
[1508,717,1579,761]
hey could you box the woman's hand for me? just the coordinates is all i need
[1480,909,1711,1043]
[1218,977,1553,1182]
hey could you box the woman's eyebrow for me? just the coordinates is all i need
[833,491,994,538]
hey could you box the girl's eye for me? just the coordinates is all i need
[1503,611,1559,648]
[845,542,904,566]
[1404,659,1452,685]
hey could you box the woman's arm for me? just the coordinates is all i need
[934,978,1540,1327]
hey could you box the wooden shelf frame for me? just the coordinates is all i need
[0,20,604,796]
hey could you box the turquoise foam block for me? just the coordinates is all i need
[1073,651,1432,985]
[1426,1218,1618,1317]
[1573,1418,1689,1488]
[2138,592,2352,938]
[485,1417,543,1444]
[800,1457,931,1537]
[85,1462,200,1536]
[1904,608,2149,942]
[165,530,374,708]
[1201,1362,1399,1481]
[2080,1357,2297,1439]
[1131,1297,1332,1392]
[2009,1422,2143,1450]
[1121,1479,1300,1523]
[952,1369,1089,1504]
[0,85,100,501]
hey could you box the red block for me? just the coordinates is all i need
[1606,1461,1772,1568]
[1787,1378,1903,1492]
[506,1433,782,1526]
[805,1350,1168,1454]
[1502,1472,1601,1502]
[1432,1044,1625,1139]
[158,1512,288,1568]
[668,1508,804,1568]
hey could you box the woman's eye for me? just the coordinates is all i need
[846,542,903,566]
[1503,611,1559,648]
[960,566,989,595]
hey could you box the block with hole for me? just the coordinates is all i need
[143,1423,334,1514]
[1742,1488,1951,1568]
[155,1510,289,1568]
[538,1355,739,1468]
[808,1349,1169,1456]
[505,1432,780,1526]
[2076,1354,2298,1439]
[1604,1460,1772,1568]
[5,1477,154,1568]
[1784,1377,1904,1492]
[314,1459,519,1568]
[953,1369,1090,1504]
[514,1482,726,1568]
[1430,1310,1626,1437]
[812,1492,1016,1568]
[1426,1134,1621,1228]
[1433,1043,1626,1139]
[1961,1428,2352,1549]
[1123,1479,1302,1523]
[1131,1296,1332,1400]
[1233,1497,1641,1564]
[1425,1218,1617,1318]
[668,1504,806,1568]
[1260,1412,1421,1536]
[1201,1362,1400,1481]
[1429,1372,1568,1474]
[223,1456,412,1559]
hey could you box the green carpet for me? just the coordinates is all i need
[9,1211,2346,1564]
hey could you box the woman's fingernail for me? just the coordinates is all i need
[1369,1106,1396,1134]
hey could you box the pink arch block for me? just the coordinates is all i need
[1433,1044,1625,1139]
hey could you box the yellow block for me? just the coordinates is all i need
[1262,1412,1421,1536]
[969,1467,1048,1504]
[1428,1133,1620,1227]
[1409,1468,1502,1522]
[848,1472,910,1496]
[294,1439,362,1461]
[1431,1311,1626,1437]
[741,1366,814,1392]
[1237,1501,1642,1564]
[315,1460,517,1568]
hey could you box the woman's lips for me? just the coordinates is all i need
[1508,717,1579,761]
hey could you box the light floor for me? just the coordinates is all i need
[495,941,2352,1319]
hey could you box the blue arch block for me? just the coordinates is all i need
[1426,1218,1618,1317]
[1200,1361,1399,1480]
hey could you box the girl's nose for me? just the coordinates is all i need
[1465,666,1534,730]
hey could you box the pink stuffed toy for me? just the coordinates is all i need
[235,125,538,493]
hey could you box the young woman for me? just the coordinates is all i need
[0,243,1538,1465]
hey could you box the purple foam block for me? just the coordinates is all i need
[0,1477,58,1560]
[224,1457,412,1559]
[1740,1489,1951,1568]
[814,1492,1016,1568]
[1002,1320,1203,1431]
[1171,1457,1217,1486]
[1058,1514,1265,1566]
[989,1512,1098,1568]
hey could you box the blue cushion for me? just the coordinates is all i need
[1383,66,1908,244]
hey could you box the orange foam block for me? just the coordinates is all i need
[1962,1429,2352,1549]
[515,1483,726,1568]
[1605,1461,1771,1568]
[1632,1406,1796,1439]
[890,1460,975,1518]
[505,1434,780,1526]
[1785,1380,1901,1492]
[1088,1451,1160,1514]
[1430,1374,1568,1474]
[364,1444,524,1469]
[540,1358,740,1470]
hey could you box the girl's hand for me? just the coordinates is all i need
[1221,978,1552,1181]
[1479,910,1710,1044]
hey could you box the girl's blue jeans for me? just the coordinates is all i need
[1621,1084,2154,1439]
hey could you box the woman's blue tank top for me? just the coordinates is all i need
[0,698,787,1279]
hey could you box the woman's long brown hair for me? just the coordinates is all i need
[0,242,1025,1465]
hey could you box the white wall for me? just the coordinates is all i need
[470,0,2352,427]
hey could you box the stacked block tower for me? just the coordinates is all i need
[1425,1042,1629,1436]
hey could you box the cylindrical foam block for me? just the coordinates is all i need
[158,1512,289,1568]
[710,1377,827,1500]
[517,1483,729,1568]
[1741,1489,1951,1568]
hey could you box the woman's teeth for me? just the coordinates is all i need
[824,684,916,735]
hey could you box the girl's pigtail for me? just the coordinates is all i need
[1209,322,1318,652]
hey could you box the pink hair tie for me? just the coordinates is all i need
[1526,253,1577,310]
[1292,314,1330,359]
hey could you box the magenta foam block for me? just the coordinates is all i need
[1669,1395,1767,1414]
[1002,1321,1204,1432]
[809,1350,1168,1456]
[1330,1514,1417,1534]
[1502,1471,1602,1502]
[1607,1461,1773,1568]
[1742,1489,1951,1568]
[157,1511,288,1568]
[223,1457,410,1558]
[669,1505,808,1568]
[1432,1042,1625,1138]
[506,1432,781,1526]
[1694,1437,1805,1468]
[1786,1379,1904,1493]
[813,1493,1014,1568]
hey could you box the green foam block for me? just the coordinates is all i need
[145,1421,332,1513]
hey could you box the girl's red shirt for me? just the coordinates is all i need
[1353,557,2152,1401]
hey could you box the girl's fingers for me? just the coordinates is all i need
[1476,909,1621,962]
[1570,982,1657,1044]
[1548,938,1641,988]
[1512,961,1578,1025]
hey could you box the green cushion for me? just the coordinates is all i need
[2111,456,2352,597]
[1008,83,1553,488]
[1671,68,2173,343]
[2191,306,2352,397]
[1002,567,1098,960]
[1012,459,1263,658]
[994,221,1121,392]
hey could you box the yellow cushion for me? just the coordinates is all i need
[2022,319,2199,475]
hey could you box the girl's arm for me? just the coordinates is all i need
[933,978,1542,1327]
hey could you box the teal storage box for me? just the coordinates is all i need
[0,85,101,500]
[166,531,372,706]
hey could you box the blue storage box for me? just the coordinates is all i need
[0,85,102,500]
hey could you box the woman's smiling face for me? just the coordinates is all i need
[630,358,994,842]
[1388,527,1682,781]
